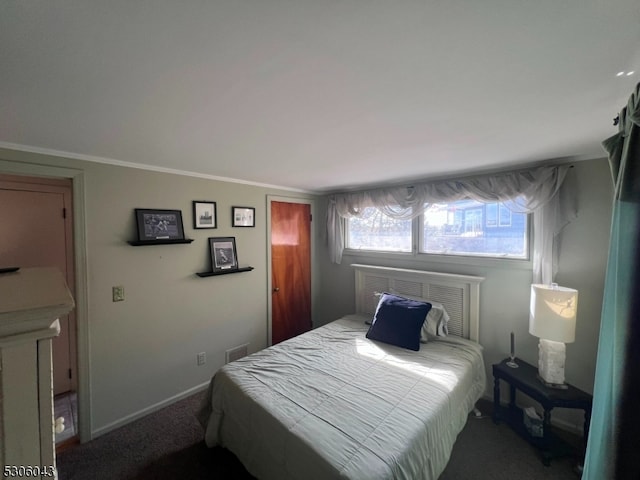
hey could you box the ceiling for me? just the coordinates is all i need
[1,1,639,193]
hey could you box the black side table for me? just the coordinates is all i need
[492,358,592,466]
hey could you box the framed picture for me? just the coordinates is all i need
[209,237,238,272]
[193,201,217,229]
[232,206,255,227]
[135,209,185,241]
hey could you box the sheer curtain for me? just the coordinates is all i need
[583,83,640,479]
[327,164,576,284]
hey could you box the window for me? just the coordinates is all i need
[345,200,529,259]
[346,207,412,252]
[498,204,512,227]
[486,203,498,227]
[422,200,528,258]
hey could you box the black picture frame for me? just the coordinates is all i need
[209,237,238,272]
[135,209,185,241]
[232,206,255,227]
[193,201,217,229]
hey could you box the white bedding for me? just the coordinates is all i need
[198,314,486,480]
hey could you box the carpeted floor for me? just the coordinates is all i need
[57,392,581,479]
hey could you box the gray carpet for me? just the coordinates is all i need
[57,393,581,479]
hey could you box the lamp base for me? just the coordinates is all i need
[537,338,567,386]
[536,374,569,389]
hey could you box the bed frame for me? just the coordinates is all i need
[352,264,485,342]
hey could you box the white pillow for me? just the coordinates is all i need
[421,302,450,342]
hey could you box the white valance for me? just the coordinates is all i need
[327,165,576,284]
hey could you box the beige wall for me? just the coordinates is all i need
[0,148,317,438]
[316,158,613,432]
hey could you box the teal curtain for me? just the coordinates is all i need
[583,82,640,479]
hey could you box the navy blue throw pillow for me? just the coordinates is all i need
[365,293,432,351]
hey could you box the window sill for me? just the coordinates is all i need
[342,249,533,270]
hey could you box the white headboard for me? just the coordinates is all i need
[352,264,485,342]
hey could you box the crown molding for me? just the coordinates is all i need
[0,141,314,194]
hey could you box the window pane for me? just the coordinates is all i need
[347,207,412,252]
[486,203,498,227]
[498,204,512,226]
[422,200,528,258]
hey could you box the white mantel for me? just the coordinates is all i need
[0,267,74,336]
[0,267,75,475]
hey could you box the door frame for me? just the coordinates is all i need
[266,195,316,347]
[0,174,77,394]
[0,158,92,442]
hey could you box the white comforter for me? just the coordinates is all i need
[198,314,486,480]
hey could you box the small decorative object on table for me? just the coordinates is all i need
[507,331,518,368]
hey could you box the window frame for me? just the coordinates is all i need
[343,206,414,253]
[342,203,532,268]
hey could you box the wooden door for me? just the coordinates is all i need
[270,201,311,344]
[0,175,76,395]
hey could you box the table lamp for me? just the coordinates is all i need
[529,283,578,389]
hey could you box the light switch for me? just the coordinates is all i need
[112,285,125,302]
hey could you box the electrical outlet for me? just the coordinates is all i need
[197,352,206,366]
[112,285,125,302]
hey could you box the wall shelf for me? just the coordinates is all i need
[128,239,194,246]
[196,266,254,277]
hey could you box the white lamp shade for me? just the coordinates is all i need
[529,284,578,343]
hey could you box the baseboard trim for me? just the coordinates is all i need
[91,381,210,439]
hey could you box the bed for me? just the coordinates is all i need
[198,264,486,480]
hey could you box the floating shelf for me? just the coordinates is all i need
[128,239,194,246]
[196,267,254,277]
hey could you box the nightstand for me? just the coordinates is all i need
[492,358,592,466]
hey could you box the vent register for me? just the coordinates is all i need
[225,343,249,364]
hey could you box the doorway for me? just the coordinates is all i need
[269,198,312,345]
[0,173,78,412]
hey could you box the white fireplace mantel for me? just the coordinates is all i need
[0,267,75,475]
